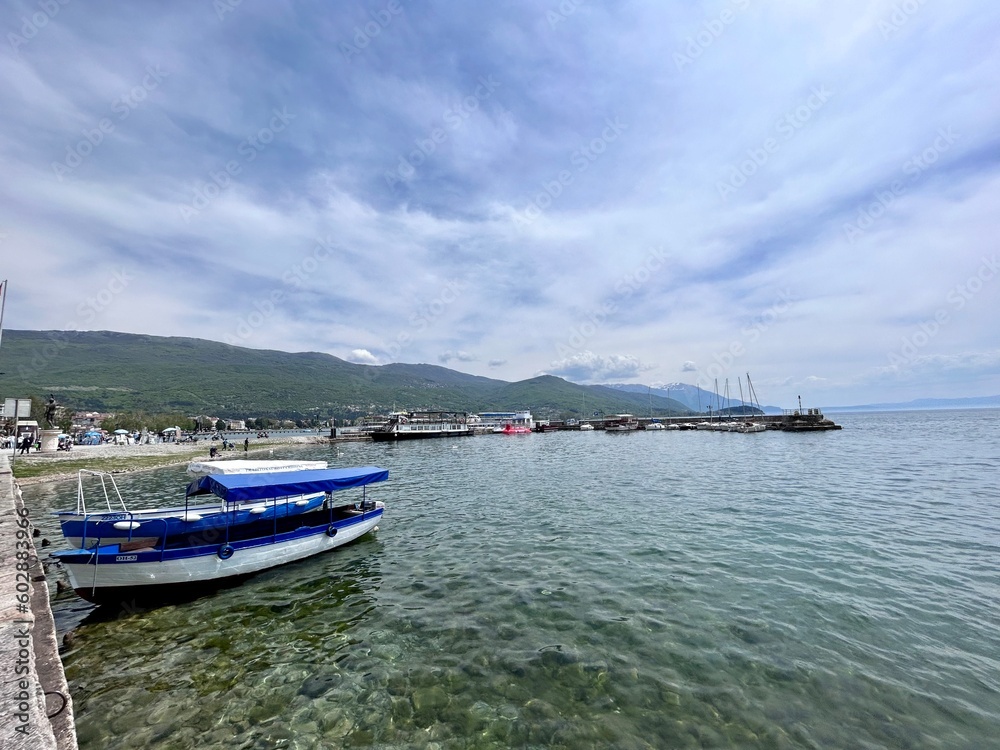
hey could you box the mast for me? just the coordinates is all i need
[0,279,7,353]
[747,373,762,415]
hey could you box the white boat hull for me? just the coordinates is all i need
[59,507,383,604]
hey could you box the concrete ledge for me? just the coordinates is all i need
[0,455,77,749]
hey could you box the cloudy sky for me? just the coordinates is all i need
[1,0,998,407]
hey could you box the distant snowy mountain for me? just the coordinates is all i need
[600,382,783,414]
[602,384,1000,414]
[823,395,1000,412]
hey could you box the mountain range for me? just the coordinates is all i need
[821,395,1000,412]
[0,330,696,421]
[1,330,995,422]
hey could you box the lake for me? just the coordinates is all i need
[22,409,1000,749]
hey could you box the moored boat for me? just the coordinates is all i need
[55,469,329,549]
[605,414,640,432]
[370,411,472,441]
[51,466,388,604]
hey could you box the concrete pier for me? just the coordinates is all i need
[0,453,77,749]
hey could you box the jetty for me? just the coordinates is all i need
[0,452,77,749]
[535,408,842,432]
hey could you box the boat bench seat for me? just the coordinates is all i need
[119,538,160,553]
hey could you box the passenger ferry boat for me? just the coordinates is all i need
[370,411,472,441]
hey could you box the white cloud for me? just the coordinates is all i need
[544,351,651,382]
[349,349,379,365]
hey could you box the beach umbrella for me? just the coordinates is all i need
[114,429,129,434]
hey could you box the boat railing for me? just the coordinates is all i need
[77,469,130,515]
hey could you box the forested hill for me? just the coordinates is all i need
[0,330,694,421]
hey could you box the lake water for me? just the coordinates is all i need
[22,409,1000,749]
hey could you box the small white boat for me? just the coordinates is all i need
[579,423,595,431]
[52,466,388,605]
[644,422,666,431]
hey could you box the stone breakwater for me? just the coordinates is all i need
[0,453,77,749]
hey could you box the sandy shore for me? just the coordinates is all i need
[11,435,324,485]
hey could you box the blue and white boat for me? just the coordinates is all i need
[51,466,388,605]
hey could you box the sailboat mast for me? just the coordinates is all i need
[0,279,7,352]
[747,373,762,414]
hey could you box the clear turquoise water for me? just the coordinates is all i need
[23,410,1000,749]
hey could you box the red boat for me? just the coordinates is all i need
[500,423,531,435]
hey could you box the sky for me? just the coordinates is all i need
[1,0,998,408]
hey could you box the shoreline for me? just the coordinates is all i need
[10,436,325,486]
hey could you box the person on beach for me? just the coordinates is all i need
[244,437,249,453]
[19,435,32,455]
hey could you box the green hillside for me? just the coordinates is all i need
[0,330,694,421]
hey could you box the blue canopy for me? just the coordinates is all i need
[186,466,389,503]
